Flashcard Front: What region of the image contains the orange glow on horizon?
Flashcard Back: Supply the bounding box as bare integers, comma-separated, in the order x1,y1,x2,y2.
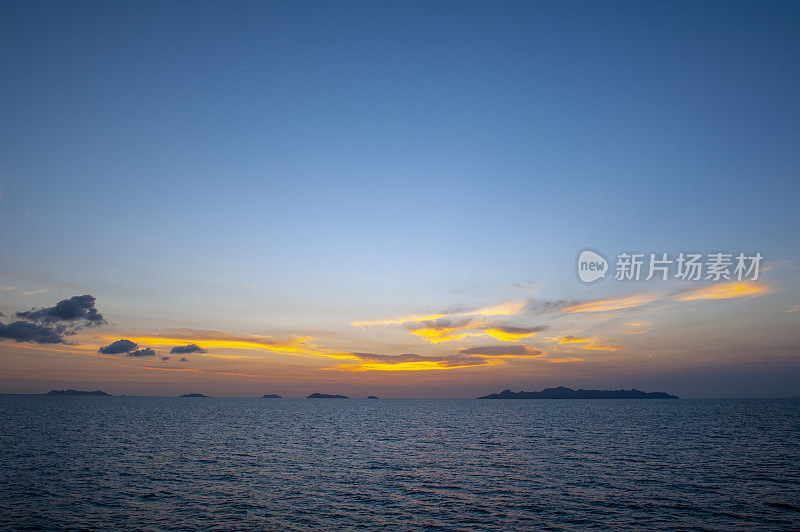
328,359,504,371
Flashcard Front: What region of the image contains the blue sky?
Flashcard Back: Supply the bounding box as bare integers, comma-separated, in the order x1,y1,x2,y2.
1,1,798,397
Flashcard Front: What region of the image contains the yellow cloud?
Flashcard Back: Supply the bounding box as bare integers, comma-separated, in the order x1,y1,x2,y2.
484,325,546,341
409,328,484,343
559,336,590,344
678,281,771,301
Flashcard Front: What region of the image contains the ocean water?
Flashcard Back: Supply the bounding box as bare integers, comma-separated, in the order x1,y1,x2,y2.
1,396,799,531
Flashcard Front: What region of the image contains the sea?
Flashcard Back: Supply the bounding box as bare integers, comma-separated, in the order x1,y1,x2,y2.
1,396,799,531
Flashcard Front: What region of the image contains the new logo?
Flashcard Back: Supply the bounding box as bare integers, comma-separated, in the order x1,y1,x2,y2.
578,250,608,283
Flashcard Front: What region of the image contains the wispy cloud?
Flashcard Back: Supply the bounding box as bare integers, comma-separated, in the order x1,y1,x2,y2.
484,325,548,341
560,281,771,314
402,317,485,343
558,335,628,351
561,294,662,313
459,345,545,357
140,366,260,377
351,299,526,328
624,321,654,334
327,344,545,372
678,281,772,301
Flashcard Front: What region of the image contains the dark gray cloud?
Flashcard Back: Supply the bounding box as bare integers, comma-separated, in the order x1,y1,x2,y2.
98,339,137,354
16,295,104,325
161,356,170,361
169,343,206,354
488,325,548,334
0,295,106,346
179,357,188,362
524,298,584,314
0,321,67,344
402,317,474,331
127,348,156,357
459,345,544,357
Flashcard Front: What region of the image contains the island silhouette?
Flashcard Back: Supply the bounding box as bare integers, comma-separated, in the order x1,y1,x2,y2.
307,393,349,399
261,394,282,398
366,396,379,399
45,389,110,396
179,393,208,397
478,386,678,399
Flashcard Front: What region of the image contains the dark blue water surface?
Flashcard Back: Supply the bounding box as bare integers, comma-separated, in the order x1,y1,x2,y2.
1,396,799,531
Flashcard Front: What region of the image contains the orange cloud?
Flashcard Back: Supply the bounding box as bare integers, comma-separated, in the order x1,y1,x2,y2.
678,281,771,301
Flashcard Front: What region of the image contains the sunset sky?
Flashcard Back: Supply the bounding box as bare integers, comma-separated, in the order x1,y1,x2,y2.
1,1,798,397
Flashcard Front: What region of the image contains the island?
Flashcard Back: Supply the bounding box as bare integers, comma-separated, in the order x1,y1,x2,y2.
261,394,282,398
179,393,208,397
478,386,678,399
307,393,349,399
45,389,111,396
366,396,379,399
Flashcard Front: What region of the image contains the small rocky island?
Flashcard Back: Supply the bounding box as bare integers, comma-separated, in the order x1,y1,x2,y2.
478,386,678,399
261,394,282,398
179,393,208,397
307,393,349,399
45,389,111,396
366,396,379,399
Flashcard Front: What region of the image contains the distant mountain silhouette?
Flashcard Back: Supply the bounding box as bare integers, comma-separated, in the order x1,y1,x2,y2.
366,396,379,399
179,393,208,397
45,389,110,396
307,393,348,398
478,386,678,399
261,394,282,398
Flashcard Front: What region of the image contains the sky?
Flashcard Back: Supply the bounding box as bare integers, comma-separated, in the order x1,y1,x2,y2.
1,0,798,398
